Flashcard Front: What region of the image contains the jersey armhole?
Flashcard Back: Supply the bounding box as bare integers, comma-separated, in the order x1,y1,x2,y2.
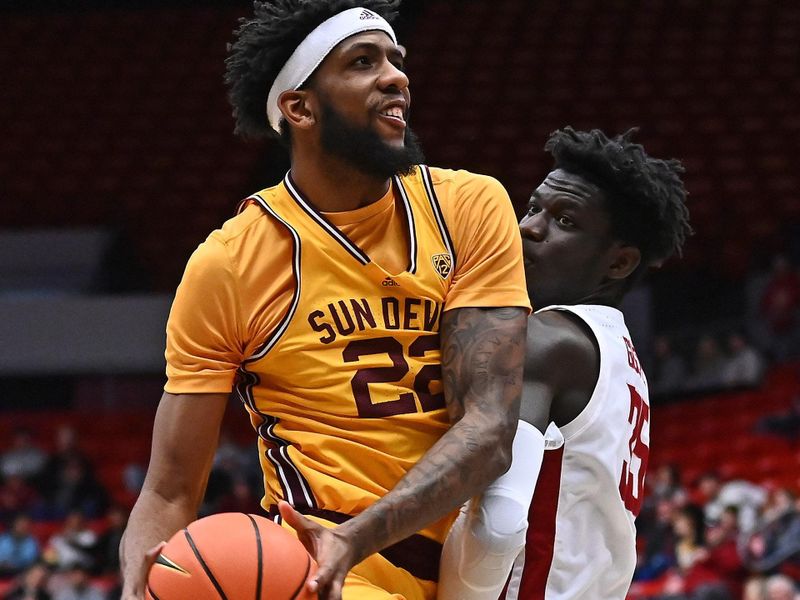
241,194,302,364
541,307,605,439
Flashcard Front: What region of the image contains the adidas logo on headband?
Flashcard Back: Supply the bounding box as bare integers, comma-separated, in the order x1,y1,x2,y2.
359,9,379,19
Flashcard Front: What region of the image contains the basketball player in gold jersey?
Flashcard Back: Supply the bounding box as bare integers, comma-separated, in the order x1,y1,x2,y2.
119,2,530,599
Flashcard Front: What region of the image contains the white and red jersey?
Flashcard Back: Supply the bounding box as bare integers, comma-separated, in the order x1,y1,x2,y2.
502,304,650,600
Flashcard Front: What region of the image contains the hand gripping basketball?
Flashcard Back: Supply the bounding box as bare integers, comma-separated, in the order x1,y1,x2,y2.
278,501,359,600
146,512,317,600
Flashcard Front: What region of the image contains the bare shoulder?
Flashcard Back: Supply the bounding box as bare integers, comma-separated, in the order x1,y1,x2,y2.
525,310,599,372
521,309,600,426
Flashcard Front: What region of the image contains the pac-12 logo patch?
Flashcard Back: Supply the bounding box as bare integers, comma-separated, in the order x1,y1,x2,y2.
431,253,452,279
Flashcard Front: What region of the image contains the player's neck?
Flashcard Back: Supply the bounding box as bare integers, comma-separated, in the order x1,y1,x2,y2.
575,295,621,309
290,152,391,212
560,288,622,309
581,280,626,308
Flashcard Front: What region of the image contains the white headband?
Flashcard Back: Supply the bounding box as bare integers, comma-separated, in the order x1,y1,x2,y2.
266,7,397,133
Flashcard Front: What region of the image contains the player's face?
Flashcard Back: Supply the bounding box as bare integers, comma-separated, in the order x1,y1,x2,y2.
312,31,411,148
519,169,622,308
316,94,424,180
308,32,424,178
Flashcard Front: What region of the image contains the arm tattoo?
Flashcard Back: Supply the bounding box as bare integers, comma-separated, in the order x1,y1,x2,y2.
340,306,528,562
441,307,526,422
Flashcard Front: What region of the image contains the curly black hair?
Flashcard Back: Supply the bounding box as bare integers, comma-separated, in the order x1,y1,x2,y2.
544,127,692,269
225,0,401,141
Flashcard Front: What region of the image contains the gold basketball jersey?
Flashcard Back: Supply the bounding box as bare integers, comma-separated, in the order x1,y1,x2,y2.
236,166,458,545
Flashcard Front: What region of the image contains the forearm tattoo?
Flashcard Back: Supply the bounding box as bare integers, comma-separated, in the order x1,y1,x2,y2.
343,306,528,561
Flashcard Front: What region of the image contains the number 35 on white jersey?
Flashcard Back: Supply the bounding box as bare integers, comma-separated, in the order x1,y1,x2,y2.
503,304,650,600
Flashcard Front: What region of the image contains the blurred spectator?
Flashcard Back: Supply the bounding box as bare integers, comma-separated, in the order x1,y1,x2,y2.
121,464,144,497
2,562,52,600
38,427,106,518
112,462,146,510
672,504,706,574
651,330,770,396
217,432,262,490
637,465,688,582
201,432,262,516
756,394,800,442
92,505,126,575
652,336,689,396
759,487,796,527
0,429,47,482
0,475,42,521
743,495,800,574
39,428,92,490
720,333,765,387
696,472,766,533
743,577,767,600
216,477,262,515
758,255,800,360
44,457,108,520
687,336,726,391
636,497,678,581
700,506,747,598
199,468,233,517
764,574,799,600
655,504,729,598
651,464,689,505
42,511,97,571
642,476,762,597
212,432,250,477
50,565,104,600
0,515,41,577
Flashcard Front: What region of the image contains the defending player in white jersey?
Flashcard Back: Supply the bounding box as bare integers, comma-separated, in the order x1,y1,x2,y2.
438,127,692,600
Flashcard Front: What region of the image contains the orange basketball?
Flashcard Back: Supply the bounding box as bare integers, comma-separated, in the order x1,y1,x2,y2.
146,512,316,600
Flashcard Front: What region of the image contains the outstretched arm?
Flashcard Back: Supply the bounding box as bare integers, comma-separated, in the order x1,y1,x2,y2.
283,306,527,600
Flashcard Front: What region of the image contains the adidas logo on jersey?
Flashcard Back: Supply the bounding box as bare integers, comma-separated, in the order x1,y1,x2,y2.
359,9,379,20
381,277,399,287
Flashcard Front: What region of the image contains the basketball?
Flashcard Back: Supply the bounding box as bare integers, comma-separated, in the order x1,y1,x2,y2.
146,512,316,600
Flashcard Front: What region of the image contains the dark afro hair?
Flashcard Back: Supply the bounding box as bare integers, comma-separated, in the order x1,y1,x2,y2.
545,127,692,268
225,0,401,140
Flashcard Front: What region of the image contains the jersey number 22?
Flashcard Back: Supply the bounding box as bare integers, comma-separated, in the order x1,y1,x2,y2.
343,334,445,418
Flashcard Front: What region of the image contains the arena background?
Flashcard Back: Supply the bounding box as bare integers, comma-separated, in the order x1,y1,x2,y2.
0,1,798,598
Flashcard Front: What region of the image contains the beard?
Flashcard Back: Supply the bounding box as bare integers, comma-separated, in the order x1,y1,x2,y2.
319,100,425,180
